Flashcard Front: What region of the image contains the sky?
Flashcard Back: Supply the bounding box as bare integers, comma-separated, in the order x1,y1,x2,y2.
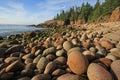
0,0,104,25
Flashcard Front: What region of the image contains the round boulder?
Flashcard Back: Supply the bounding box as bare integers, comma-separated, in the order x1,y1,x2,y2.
63,41,73,51
87,63,113,80
111,60,120,80
31,74,51,80
100,40,114,50
67,50,89,75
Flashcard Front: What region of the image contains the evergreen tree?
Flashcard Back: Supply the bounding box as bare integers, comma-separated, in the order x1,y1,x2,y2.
91,0,101,20
53,0,120,23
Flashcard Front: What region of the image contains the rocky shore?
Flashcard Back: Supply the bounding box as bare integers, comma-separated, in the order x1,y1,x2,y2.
0,22,120,80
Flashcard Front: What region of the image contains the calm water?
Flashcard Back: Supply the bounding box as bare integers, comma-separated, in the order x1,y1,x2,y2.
0,25,43,36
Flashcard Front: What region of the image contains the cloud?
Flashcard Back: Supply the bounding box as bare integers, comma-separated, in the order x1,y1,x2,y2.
0,7,11,13
0,0,105,24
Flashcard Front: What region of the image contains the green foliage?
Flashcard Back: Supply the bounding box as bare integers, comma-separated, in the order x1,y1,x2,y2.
54,0,120,23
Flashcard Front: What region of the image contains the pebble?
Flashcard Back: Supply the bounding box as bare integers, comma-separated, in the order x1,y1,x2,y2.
63,41,73,51
33,55,42,63
36,57,49,70
105,54,118,61
31,45,41,54
43,47,56,56
31,74,51,80
4,57,20,64
44,62,56,74
25,63,36,70
6,45,23,54
17,77,31,80
56,50,65,56
82,50,95,61
54,56,67,65
5,60,25,72
0,72,14,80
52,69,66,76
21,69,33,77
46,54,56,61
100,39,114,50
35,50,42,56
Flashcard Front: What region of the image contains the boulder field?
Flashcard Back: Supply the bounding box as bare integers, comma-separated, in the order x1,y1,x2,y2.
0,22,120,80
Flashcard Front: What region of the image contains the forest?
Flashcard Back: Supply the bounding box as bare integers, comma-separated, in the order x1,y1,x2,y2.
54,0,120,23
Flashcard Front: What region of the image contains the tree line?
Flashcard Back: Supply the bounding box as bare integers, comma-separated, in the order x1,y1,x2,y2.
54,0,120,23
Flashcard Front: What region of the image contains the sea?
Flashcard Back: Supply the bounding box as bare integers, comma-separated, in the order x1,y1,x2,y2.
0,25,44,37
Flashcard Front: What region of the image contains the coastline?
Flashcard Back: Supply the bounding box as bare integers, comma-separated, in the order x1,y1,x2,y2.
0,22,120,79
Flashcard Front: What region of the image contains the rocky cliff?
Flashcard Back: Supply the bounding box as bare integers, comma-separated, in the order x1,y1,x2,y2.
110,7,120,22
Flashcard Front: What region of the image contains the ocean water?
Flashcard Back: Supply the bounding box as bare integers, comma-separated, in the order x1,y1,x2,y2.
0,25,44,37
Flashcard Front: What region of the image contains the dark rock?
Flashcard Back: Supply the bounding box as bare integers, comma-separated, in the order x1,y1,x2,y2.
31,74,51,80
6,45,23,55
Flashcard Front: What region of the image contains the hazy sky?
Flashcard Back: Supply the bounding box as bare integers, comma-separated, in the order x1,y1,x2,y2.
0,0,104,25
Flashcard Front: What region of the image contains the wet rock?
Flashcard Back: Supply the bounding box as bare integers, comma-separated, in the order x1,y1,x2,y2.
96,46,107,56
43,47,56,56
31,74,51,80
80,33,87,41
36,57,49,70
94,58,112,67
17,77,31,80
56,50,65,57
46,54,56,61
0,72,14,80
28,43,37,48
52,33,62,39
89,47,97,53
109,48,120,58
82,41,90,49
56,45,63,50
54,56,66,65
100,39,114,50
0,58,4,63
24,58,33,64
67,50,89,75
31,45,41,54
87,63,113,80
0,48,6,58
25,63,36,70
111,60,120,80
0,63,8,70
52,69,66,76
44,62,56,74
10,52,24,57
33,55,42,63
71,38,77,45
21,69,33,77
82,50,95,62
6,45,23,55
57,73,84,80
106,54,118,61
67,47,81,56
22,54,34,60
5,60,25,72
63,41,73,51
35,50,42,56
4,57,20,64
24,47,31,54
